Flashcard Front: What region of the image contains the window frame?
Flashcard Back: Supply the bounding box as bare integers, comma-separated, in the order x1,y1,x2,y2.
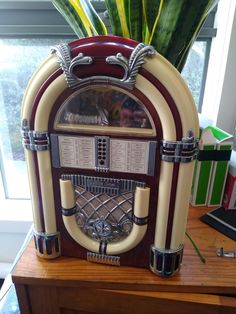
201,0,236,135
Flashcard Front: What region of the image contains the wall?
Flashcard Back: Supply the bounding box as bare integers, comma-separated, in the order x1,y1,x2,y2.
216,4,236,133
0,214,32,278
202,0,236,134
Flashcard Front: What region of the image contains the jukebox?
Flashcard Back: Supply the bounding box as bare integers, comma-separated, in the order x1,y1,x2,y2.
21,36,199,276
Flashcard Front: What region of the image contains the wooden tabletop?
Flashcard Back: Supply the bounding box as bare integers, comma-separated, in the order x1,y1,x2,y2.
12,207,236,295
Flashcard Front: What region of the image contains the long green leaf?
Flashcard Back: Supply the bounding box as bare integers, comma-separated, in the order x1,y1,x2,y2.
51,0,88,38
176,0,219,70
104,0,122,37
115,0,130,38
186,232,206,264
104,0,130,38
127,0,143,42
142,0,162,40
69,0,95,36
149,0,218,71
80,0,108,36
149,0,186,56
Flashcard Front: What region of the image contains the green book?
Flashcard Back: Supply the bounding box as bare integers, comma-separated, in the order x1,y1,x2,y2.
191,126,233,206
191,129,216,206
206,126,233,206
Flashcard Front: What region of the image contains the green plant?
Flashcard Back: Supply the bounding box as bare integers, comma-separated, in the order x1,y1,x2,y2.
52,0,218,71
186,231,206,264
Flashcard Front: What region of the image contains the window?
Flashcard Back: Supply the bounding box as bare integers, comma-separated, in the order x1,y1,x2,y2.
0,1,75,204
182,41,210,110
0,38,73,200
182,6,217,111
0,1,217,205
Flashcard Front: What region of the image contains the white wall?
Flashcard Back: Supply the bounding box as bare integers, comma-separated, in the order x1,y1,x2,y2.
0,207,32,278
202,0,236,134
216,5,236,133
0,220,31,278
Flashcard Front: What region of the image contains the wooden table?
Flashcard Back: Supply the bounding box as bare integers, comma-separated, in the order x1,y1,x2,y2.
12,207,236,314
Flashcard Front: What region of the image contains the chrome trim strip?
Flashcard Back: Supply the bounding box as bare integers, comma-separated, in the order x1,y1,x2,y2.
61,206,77,217
61,174,146,195
132,215,148,226
160,131,199,163
87,252,120,266
21,119,50,151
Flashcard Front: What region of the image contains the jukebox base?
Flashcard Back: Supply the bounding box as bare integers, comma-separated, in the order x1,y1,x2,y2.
33,231,61,259
150,244,184,277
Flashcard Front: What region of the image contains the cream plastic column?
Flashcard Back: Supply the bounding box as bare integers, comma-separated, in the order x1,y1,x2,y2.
21,55,59,233
34,76,67,234
144,54,199,252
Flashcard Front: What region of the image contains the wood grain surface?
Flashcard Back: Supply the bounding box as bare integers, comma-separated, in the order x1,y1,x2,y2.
12,207,236,295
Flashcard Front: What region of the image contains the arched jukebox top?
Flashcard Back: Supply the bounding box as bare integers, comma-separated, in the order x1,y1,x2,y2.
21,36,199,277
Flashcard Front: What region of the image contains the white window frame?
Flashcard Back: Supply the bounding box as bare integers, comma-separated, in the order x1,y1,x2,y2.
202,0,236,134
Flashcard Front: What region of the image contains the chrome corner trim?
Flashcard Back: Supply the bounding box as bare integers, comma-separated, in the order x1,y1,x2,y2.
34,231,61,259
150,244,184,277
160,130,199,163
52,43,93,89
87,252,120,266
106,43,155,89
21,119,50,151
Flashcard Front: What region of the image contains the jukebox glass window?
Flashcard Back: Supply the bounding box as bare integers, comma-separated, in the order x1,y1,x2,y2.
55,86,154,133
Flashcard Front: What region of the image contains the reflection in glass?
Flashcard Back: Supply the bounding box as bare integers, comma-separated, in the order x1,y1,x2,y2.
58,87,152,129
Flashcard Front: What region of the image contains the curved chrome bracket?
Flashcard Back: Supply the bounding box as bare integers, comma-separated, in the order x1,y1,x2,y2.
160,130,199,163
21,119,50,151
52,44,93,89
69,52,93,78
106,43,155,88
52,43,155,90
